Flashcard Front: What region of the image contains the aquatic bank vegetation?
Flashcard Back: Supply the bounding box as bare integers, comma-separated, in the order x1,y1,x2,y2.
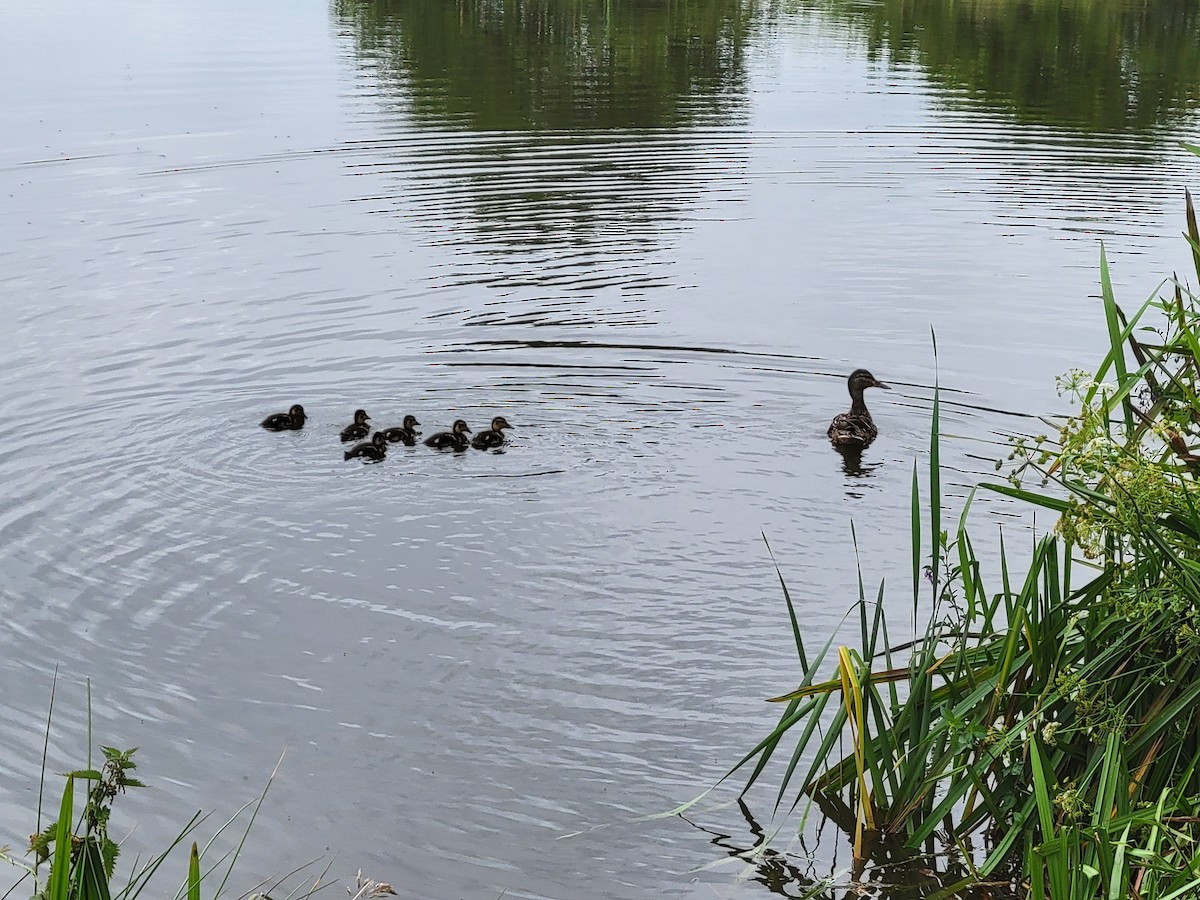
0,684,339,900
1,740,209,900
2,744,271,900
720,162,1200,895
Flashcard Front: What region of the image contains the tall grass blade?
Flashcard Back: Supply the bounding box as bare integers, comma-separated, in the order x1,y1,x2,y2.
930,329,941,598
121,810,205,900
981,482,1071,512
48,775,74,900
36,667,59,867
1188,189,1200,283
79,839,113,900
911,460,920,625
836,646,872,851
187,843,200,900
1097,243,1122,382
209,751,285,900
763,534,806,669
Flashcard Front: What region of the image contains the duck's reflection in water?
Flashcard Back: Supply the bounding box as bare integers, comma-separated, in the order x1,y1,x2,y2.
834,445,884,494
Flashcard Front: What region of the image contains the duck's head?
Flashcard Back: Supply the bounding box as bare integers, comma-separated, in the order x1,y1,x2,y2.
490,416,512,432
848,369,890,394
372,431,388,447
352,409,371,424
289,404,306,420
403,415,420,431
452,419,472,434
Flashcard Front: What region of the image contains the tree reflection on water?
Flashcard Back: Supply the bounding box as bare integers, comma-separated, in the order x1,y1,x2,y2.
805,0,1200,133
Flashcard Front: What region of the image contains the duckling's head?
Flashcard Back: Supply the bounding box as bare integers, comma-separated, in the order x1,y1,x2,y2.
848,369,890,394
403,415,420,430
372,431,388,447
289,404,306,420
490,416,512,432
452,419,472,434
353,409,371,424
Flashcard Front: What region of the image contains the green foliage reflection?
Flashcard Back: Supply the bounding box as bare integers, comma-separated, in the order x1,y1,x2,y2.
815,0,1200,132
335,0,755,130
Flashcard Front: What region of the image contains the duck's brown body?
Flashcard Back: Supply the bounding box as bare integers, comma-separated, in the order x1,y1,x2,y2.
262,404,306,431
425,419,471,451
471,416,512,450
345,431,388,461
340,409,372,442
380,415,421,446
828,369,889,449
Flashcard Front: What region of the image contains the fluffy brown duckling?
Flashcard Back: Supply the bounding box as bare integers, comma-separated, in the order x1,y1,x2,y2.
261,404,306,431
424,419,471,451
340,409,372,443
344,431,388,462
471,416,512,450
379,415,421,446
828,369,890,449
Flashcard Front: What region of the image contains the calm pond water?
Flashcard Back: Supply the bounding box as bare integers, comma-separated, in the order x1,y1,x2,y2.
2,0,1199,897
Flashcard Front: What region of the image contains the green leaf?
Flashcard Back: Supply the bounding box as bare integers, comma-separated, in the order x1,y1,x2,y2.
187,842,200,900
101,837,120,880
48,776,74,900
980,481,1071,512
30,823,56,863
78,839,113,900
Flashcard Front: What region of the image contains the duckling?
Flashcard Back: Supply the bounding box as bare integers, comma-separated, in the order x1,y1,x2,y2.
424,419,472,451
471,416,512,450
340,409,372,443
828,369,890,449
379,415,421,446
261,404,306,431
344,431,388,462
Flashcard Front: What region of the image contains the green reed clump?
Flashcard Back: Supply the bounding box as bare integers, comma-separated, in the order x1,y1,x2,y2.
27,746,144,900
713,150,1200,897
0,683,323,900
1,742,207,900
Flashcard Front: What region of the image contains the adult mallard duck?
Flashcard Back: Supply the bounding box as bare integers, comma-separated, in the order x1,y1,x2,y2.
828,369,890,449
340,409,372,443
261,404,306,431
344,431,388,461
380,415,421,446
425,419,471,451
471,416,512,450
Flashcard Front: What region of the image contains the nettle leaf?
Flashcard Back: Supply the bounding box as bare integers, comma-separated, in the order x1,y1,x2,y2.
101,837,120,879
101,747,138,767
29,823,56,862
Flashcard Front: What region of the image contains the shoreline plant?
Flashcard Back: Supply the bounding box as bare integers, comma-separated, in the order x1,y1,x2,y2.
0,680,333,900
712,147,1200,898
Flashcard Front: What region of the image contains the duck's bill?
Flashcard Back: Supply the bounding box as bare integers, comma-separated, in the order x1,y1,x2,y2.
875,380,892,390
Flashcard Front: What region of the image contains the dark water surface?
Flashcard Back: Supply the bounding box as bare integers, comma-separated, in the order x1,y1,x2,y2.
2,0,1199,897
